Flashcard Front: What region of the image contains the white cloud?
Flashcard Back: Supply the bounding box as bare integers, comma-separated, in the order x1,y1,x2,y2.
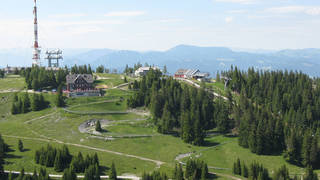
225,17,233,23
227,10,248,14
215,0,257,4
305,8,320,15
266,6,320,16
49,13,87,18
158,19,183,23
104,11,146,17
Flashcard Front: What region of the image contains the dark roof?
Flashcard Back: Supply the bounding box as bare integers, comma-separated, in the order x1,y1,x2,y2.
175,69,188,75
66,74,94,84
175,69,199,76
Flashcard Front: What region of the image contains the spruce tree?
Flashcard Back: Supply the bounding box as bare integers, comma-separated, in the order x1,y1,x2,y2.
21,93,30,113
174,164,184,180
56,85,65,107
95,120,102,132
109,162,117,180
11,102,18,115
32,169,38,180
31,94,40,111
18,168,25,180
54,150,64,172
304,166,318,180
241,161,248,178
201,163,208,180
62,168,77,180
8,172,13,180
18,139,24,152
302,132,313,167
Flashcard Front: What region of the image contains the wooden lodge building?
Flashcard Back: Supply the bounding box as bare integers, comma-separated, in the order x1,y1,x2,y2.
66,74,101,97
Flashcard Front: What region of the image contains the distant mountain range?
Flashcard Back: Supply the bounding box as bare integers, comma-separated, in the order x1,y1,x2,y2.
1,45,320,77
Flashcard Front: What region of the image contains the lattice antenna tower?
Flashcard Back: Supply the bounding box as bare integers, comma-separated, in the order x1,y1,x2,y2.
45,49,63,68
32,0,41,66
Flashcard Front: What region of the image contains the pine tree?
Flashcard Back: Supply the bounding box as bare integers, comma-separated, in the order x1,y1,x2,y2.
93,153,99,167
310,136,319,168
88,65,93,74
163,65,168,75
62,168,77,180
18,139,24,152
32,169,38,180
109,162,117,180
0,156,4,179
8,172,13,180
18,168,25,180
54,150,64,172
302,132,313,167
95,120,102,132
304,166,318,180
21,93,30,113
241,161,248,178
31,94,40,111
56,85,65,107
11,102,18,115
181,112,193,144
173,164,184,180
201,163,208,180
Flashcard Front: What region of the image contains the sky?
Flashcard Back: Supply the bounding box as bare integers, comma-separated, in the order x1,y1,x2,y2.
1,0,320,51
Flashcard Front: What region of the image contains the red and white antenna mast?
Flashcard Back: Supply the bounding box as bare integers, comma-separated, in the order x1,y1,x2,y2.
32,0,41,66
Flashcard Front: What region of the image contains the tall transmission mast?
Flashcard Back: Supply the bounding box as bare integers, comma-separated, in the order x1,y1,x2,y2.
32,0,41,66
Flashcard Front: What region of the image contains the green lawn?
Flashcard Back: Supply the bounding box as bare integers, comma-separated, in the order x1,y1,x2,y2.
190,135,308,177
205,81,226,96
0,75,25,91
68,100,127,112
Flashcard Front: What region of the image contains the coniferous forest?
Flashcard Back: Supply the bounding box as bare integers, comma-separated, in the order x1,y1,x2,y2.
223,66,320,168
127,69,231,146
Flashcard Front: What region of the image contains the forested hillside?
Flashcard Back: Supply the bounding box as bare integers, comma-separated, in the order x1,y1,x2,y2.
127,69,231,146
224,66,320,168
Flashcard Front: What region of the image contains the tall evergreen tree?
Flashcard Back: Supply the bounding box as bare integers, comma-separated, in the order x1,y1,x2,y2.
109,162,117,180
95,120,102,132
54,150,64,172
56,85,65,107
18,139,24,152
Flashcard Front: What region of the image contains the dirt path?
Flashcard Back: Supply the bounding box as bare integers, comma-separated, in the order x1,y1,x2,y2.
24,110,57,124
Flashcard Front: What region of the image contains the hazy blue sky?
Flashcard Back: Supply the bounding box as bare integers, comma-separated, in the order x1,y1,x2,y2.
1,0,320,50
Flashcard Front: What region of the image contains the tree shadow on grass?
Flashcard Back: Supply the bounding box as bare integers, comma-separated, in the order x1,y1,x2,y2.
99,165,110,175
5,153,23,160
203,141,220,147
21,148,31,152
208,173,219,179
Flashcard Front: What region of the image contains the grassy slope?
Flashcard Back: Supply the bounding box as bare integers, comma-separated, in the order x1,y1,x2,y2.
0,75,25,90
0,74,315,179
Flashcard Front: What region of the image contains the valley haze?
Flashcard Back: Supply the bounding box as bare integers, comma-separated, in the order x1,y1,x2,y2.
1,44,320,77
